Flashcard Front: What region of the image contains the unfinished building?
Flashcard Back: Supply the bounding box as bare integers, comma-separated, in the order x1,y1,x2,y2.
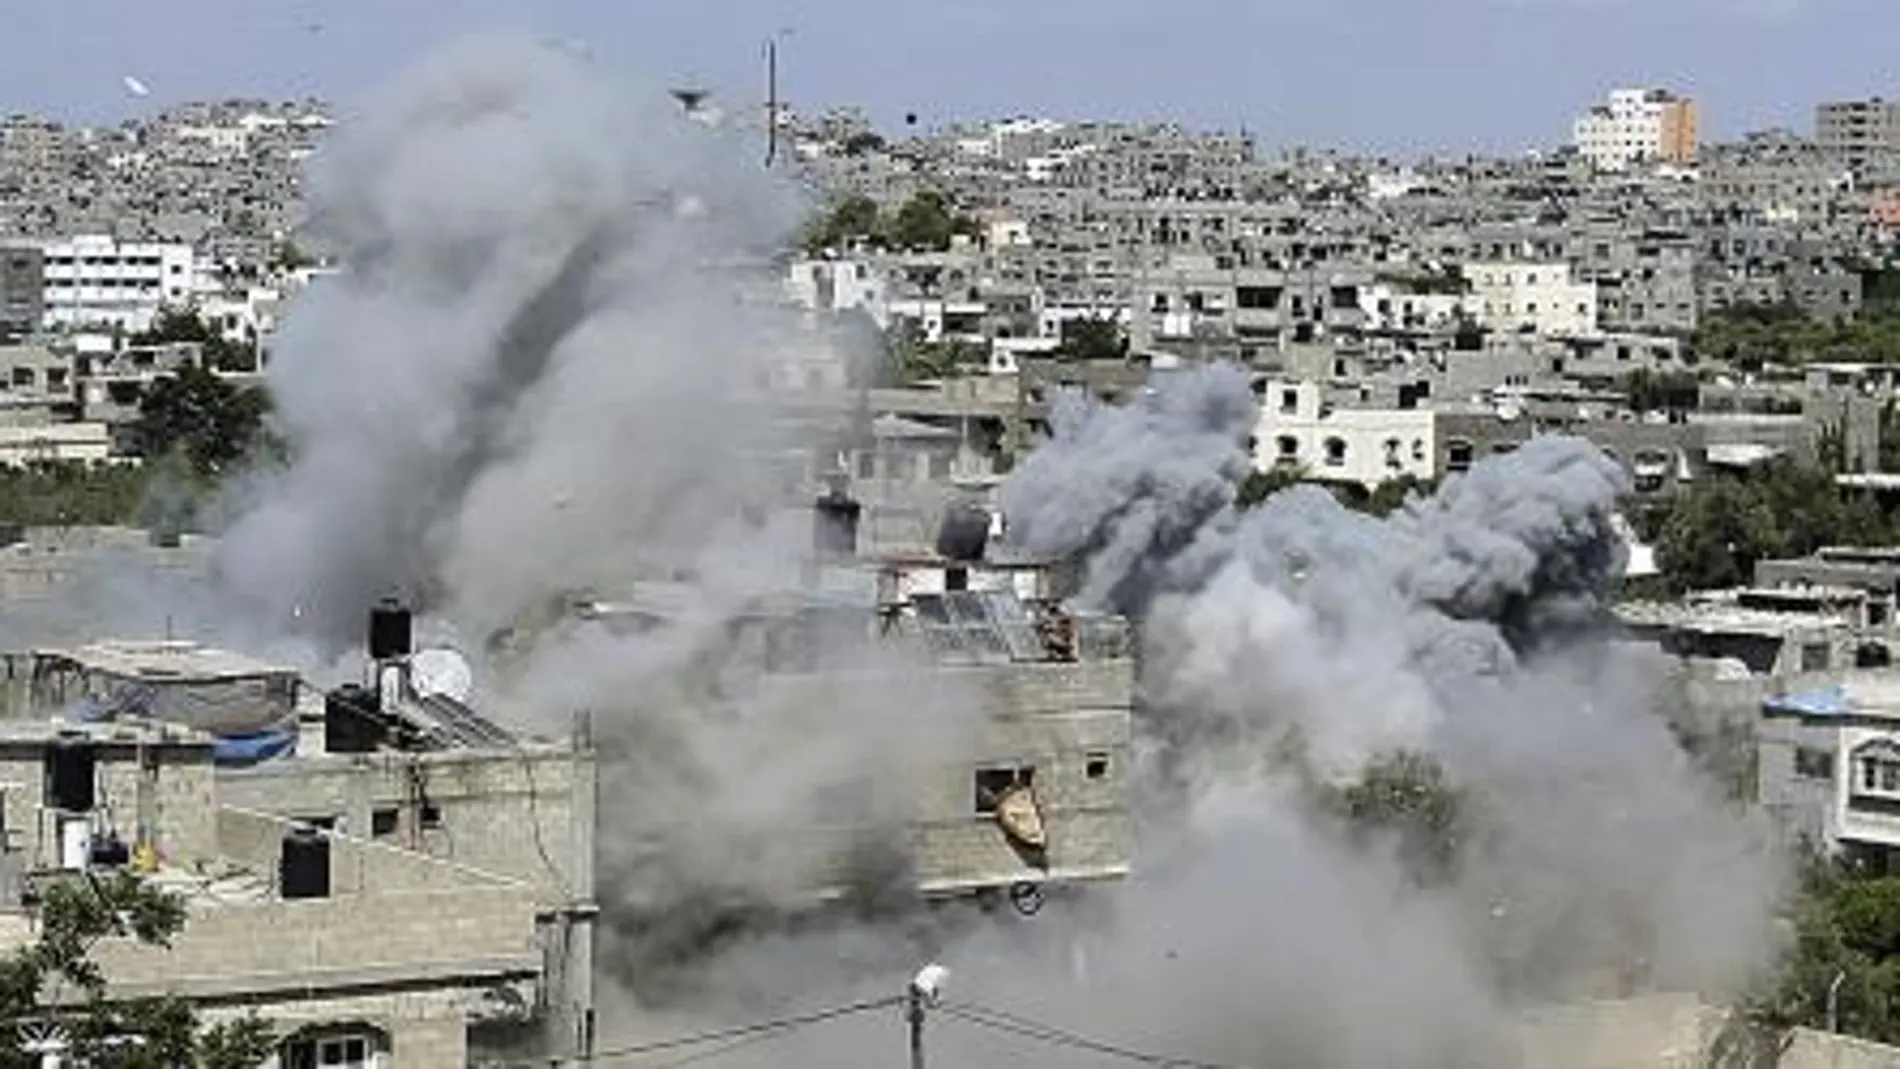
1,616,599,1065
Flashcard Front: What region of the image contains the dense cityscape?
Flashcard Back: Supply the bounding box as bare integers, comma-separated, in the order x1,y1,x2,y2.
7,30,1900,1069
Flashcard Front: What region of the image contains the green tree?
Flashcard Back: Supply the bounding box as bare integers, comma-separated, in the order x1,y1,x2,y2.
1319,752,1468,886
884,189,970,252
129,308,256,373
802,194,881,254
1052,317,1128,362
1236,465,1308,509
132,364,275,479
0,871,274,1068
1655,459,1893,593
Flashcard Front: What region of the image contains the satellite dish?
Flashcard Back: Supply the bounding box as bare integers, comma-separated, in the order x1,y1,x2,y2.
123,76,151,99
410,648,474,704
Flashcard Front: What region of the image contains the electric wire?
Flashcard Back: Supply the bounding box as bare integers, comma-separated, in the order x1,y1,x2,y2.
521,995,902,1065
941,1000,1246,1069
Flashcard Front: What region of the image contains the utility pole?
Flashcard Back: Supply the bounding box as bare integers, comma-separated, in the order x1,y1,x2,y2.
907,963,947,1069
762,34,779,169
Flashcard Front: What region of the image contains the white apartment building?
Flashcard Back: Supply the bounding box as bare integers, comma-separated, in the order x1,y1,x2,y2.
1461,262,1599,337
1358,282,1464,332
1253,379,1437,490
40,234,195,332
1572,88,1698,172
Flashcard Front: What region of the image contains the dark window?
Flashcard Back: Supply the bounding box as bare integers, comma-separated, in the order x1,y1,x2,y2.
974,766,1034,814
419,803,443,830
371,808,399,837
1794,747,1835,781
1085,753,1110,780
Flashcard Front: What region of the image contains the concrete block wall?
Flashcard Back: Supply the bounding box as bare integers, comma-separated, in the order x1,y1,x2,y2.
218,747,587,905
0,737,218,870
198,974,495,1068
215,806,520,895
83,883,540,998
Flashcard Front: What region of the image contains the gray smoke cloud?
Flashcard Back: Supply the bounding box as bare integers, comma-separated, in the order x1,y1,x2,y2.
995,366,1785,1018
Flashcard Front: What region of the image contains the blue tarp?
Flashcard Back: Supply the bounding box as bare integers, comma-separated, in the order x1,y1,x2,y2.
1764,685,1848,718
212,729,297,767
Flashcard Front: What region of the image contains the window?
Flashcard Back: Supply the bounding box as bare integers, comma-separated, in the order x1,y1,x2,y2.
1322,437,1347,467
1279,389,1298,413
283,1034,373,1069
1800,643,1831,673
1085,753,1110,780
1794,747,1835,781
419,803,443,830
975,765,1034,814
371,808,399,838
1275,435,1298,460
1446,440,1474,473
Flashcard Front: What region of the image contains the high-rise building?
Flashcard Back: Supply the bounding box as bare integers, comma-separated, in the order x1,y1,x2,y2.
1572,88,1698,171
1815,97,1900,169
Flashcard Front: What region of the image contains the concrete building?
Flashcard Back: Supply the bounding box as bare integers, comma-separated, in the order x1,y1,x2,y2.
0,715,547,1065
1761,675,1900,867
0,624,602,1064
1254,378,1436,489
532,497,1136,909
1572,88,1698,171
39,234,196,332
1816,98,1900,170
1461,261,1599,337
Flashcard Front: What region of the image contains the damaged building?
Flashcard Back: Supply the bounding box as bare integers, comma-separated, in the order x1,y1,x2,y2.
546,484,1136,915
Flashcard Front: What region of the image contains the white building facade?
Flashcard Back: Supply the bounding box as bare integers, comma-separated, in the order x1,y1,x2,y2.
1253,379,1437,490
1572,88,1698,172
40,234,195,332
1461,261,1599,338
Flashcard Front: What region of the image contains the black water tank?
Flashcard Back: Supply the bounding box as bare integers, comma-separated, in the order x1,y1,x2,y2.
368,598,413,661
279,827,331,900
89,833,130,868
324,684,385,755
46,742,96,814
813,488,862,557
935,502,991,562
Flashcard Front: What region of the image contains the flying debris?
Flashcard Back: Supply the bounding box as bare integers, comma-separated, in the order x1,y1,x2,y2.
122,76,151,98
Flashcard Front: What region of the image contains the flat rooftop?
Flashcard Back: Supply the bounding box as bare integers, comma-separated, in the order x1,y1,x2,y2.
35,640,298,683
0,715,213,748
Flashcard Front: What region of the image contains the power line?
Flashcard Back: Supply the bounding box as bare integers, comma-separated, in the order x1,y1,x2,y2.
941,1001,1246,1069
525,995,902,1065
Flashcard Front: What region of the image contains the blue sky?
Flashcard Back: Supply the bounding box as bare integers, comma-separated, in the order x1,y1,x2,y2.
0,0,1893,155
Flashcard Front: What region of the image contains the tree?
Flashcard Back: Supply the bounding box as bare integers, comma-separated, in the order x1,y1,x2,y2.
129,308,255,373
1053,317,1128,363
801,194,881,254
884,190,965,252
132,364,275,479
1319,752,1468,886
1655,459,1893,593
0,871,274,1068
839,131,886,157
1236,465,1308,509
